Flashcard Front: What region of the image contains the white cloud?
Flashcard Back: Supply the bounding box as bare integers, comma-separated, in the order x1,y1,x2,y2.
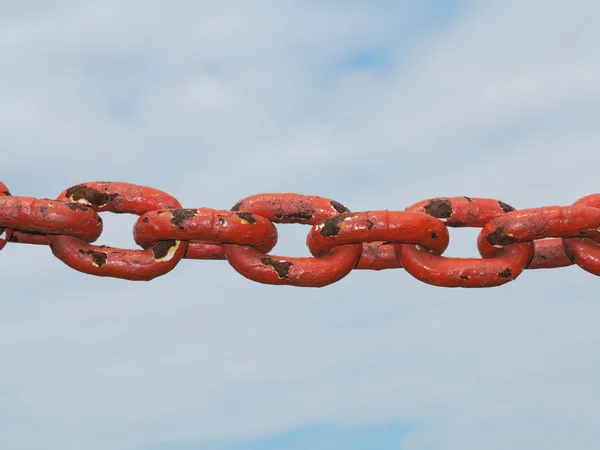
1,0,600,449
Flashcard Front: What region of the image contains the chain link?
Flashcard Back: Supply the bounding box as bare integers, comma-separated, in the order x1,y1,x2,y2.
1,180,599,288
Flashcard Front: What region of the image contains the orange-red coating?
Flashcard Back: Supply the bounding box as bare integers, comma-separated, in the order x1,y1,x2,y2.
10,232,49,246
355,242,402,270
57,181,181,213
400,243,534,287
0,196,102,242
222,193,362,287
184,242,226,260
399,197,534,287
306,210,449,258
0,182,13,252
48,182,188,280
562,194,600,276
528,239,573,269
407,196,516,227
229,193,351,223
477,206,600,258
133,208,277,255
49,236,187,281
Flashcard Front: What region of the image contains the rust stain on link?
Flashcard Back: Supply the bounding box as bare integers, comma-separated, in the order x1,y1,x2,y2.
307,210,449,258
222,193,361,287
133,208,278,256
398,197,533,287
58,182,181,214
48,182,188,281
0,196,103,244
400,243,533,287
230,193,350,224
477,205,600,258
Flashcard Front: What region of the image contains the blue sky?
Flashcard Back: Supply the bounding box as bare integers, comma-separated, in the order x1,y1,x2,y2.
142,423,414,450
1,1,600,449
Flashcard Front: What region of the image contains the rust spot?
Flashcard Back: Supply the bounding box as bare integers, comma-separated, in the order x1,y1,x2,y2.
460,275,470,280
40,206,48,213
424,199,452,219
431,232,438,238
274,213,313,221
152,240,177,259
260,257,292,278
2,191,11,196
497,268,512,278
330,200,349,214
499,201,515,213
237,212,256,224
170,209,197,229
366,219,374,230
78,249,107,266
143,217,150,223
231,202,242,211
486,227,517,246
320,214,350,237
218,215,227,225
66,203,89,212
464,197,473,202
66,185,118,207
91,251,107,267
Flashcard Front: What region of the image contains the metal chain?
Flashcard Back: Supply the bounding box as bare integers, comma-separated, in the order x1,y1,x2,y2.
1,180,599,288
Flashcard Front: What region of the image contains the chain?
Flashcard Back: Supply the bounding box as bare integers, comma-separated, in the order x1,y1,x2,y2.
1,180,599,288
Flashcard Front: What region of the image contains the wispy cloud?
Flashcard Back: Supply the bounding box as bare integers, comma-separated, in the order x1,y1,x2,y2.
1,1,600,449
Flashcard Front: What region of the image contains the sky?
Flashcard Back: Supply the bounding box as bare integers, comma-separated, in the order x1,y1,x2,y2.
1,0,600,449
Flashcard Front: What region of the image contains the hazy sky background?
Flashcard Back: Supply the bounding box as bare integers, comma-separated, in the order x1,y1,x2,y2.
1,1,600,449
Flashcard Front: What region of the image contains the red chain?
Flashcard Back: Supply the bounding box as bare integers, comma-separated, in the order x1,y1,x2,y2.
1,180,599,287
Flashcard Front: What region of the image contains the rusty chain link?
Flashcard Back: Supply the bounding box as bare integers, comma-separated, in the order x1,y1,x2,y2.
1,180,600,287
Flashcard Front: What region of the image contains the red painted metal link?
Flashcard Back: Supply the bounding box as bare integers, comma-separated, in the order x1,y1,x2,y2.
47,182,187,281
477,205,600,258
355,242,402,270
221,193,362,287
0,196,102,245
306,210,449,261
399,197,534,287
0,182,13,252
10,232,49,246
185,243,226,260
562,195,600,276
407,197,571,269
528,239,573,269
133,208,278,255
